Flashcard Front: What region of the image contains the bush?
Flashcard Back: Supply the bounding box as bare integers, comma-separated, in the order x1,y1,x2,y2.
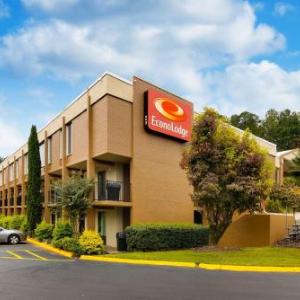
52,222,73,241
0,215,5,227
79,230,104,255
34,221,53,241
52,237,83,257
125,224,209,251
0,216,12,229
0,215,27,230
266,199,284,213
20,218,29,235
10,215,26,230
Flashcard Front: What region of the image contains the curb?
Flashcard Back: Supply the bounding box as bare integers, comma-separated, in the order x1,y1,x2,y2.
79,256,300,273
80,256,196,268
27,238,74,258
199,263,300,273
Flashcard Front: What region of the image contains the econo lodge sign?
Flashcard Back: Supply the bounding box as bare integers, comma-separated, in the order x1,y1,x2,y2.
144,89,192,142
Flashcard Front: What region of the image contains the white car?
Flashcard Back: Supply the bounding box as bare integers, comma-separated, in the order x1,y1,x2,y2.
0,227,26,244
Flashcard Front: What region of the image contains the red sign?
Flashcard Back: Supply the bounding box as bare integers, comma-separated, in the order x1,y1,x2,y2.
144,89,193,142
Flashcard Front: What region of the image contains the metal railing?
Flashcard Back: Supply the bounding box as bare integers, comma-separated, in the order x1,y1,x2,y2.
95,180,126,201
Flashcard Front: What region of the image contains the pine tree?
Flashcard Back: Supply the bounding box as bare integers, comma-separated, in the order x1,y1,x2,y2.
27,125,42,235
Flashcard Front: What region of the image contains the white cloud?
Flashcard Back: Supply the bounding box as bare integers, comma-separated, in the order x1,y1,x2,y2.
0,120,26,156
201,61,300,116
0,0,9,18
0,1,285,84
0,0,298,118
22,0,79,12
274,2,295,16
0,20,144,81
0,93,26,156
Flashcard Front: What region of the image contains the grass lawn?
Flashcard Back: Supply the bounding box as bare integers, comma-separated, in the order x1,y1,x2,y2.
105,247,300,267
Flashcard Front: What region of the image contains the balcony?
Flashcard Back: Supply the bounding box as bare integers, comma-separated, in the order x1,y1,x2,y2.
47,179,131,208
94,180,131,207
96,180,124,201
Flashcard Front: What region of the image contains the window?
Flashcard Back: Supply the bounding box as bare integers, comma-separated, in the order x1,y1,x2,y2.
15,159,19,179
47,137,52,163
59,130,63,159
194,210,203,225
24,154,28,175
9,164,14,181
40,143,45,167
66,123,72,155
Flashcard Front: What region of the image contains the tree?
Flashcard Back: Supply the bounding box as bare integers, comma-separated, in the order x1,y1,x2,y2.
230,109,300,151
27,125,42,235
0,157,5,163
261,109,300,151
230,111,262,136
52,176,94,234
181,108,273,244
270,181,300,212
291,153,300,176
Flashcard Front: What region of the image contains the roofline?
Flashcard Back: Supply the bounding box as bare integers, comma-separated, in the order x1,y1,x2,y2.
276,148,299,158
0,72,132,167
230,125,277,148
39,71,132,134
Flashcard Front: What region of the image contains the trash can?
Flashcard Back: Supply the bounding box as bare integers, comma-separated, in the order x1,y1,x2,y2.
116,232,127,251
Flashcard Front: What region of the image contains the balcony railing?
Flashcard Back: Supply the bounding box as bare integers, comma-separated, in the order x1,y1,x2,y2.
95,180,128,201
47,179,130,205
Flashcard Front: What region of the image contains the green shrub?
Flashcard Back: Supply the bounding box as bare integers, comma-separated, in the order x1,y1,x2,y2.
0,215,5,227
52,238,64,248
79,230,104,255
34,221,53,241
1,216,12,229
52,222,73,241
266,199,284,213
0,215,26,230
125,224,209,251
9,215,26,230
20,218,29,235
52,237,83,257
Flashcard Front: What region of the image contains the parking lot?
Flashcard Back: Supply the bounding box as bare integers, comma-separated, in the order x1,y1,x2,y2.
0,242,72,262
1,242,300,300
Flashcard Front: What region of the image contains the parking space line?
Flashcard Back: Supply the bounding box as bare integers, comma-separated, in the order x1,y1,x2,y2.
6,250,23,259
25,250,49,261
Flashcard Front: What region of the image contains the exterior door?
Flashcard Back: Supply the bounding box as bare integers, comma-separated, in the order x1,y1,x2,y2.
97,211,106,245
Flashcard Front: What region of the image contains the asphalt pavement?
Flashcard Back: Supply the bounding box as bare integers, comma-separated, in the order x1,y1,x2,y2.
0,242,300,300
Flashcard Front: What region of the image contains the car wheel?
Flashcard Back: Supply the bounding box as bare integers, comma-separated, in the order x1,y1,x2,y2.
8,234,20,245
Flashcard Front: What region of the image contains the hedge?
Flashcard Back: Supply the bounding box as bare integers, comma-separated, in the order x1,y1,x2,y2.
125,224,209,251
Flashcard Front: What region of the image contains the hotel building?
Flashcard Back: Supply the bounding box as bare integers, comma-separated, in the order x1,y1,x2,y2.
0,73,289,247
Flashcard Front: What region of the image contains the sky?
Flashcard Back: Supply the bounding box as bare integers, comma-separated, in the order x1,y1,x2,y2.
0,0,300,156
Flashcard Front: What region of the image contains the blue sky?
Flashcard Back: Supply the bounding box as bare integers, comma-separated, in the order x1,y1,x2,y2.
0,0,300,155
